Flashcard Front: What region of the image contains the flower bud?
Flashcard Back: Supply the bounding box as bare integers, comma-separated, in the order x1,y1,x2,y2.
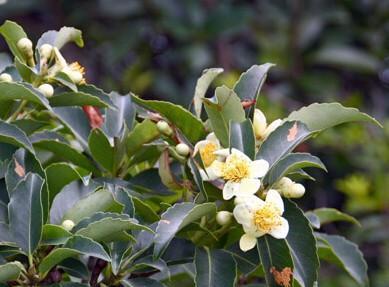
216,211,232,225
17,37,33,52
156,120,173,136
39,43,53,59
175,143,190,156
61,219,75,231
253,109,267,139
38,83,54,97
0,73,12,82
289,183,305,198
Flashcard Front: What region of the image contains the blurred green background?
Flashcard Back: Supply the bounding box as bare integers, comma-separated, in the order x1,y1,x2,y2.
1,0,388,285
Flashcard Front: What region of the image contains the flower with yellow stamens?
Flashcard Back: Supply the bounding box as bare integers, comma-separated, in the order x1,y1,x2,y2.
214,148,269,200
62,61,86,84
233,190,289,251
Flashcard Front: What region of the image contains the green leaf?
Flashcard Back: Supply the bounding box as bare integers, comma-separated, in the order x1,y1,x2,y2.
39,235,110,274
88,129,114,172
229,120,255,160
52,107,91,148
0,82,51,110
132,95,206,144
12,119,48,135
126,119,160,157
226,244,260,275
316,233,368,286
284,199,319,287
257,236,294,287
306,208,360,227
32,139,98,173
122,278,164,287
131,256,170,278
46,163,88,205
73,212,151,242
287,103,382,132
41,224,72,245
0,120,34,155
263,153,326,186
204,86,245,147
49,91,113,108
62,189,122,225
0,21,28,63
193,67,223,118
256,121,312,168
8,173,44,255
194,247,237,287
14,57,37,83
188,158,208,202
110,241,131,275
233,63,274,116
37,26,84,49
153,202,216,259
158,150,181,190
54,71,78,92
0,261,24,283
132,197,159,223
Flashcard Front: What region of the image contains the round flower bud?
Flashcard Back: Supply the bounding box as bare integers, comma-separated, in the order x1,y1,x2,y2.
175,143,190,156
290,183,305,198
0,73,12,82
216,211,232,225
253,109,267,139
61,219,75,231
17,37,33,52
39,43,53,59
38,83,54,97
156,120,173,136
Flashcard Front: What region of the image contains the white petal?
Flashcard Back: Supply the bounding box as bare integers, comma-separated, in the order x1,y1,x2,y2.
203,161,223,180
244,225,266,238
253,109,267,139
269,217,289,239
266,189,284,213
223,181,240,200
263,119,282,139
233,204,252,225
214,148,230,158
234,178,261,198
230,148,252,162
250,159,269,178
206,133,220,147
236,195,265,212
239,234,258,252
199,169,209,181
193,140,208,156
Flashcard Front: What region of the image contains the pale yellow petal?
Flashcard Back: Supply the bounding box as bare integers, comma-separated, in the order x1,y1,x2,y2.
239,233,258,252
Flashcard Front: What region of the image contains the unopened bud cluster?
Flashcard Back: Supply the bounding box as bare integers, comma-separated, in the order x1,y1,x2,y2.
275,177,305,198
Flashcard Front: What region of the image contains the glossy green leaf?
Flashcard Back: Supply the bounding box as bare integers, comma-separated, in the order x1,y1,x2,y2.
307,208,360,227
62,189,123,224
204,86,245,147
41,224,72,245
36,26,84,49
263,153,326,186
39,235,110,274
287,102,382,132
0,21,28,63
153,202,216,259
0,82,51,109
132,95,206,143
122,278,164,287
256,121,312,168
233,63,274,116
73,212,151,242
49,91,113,108
132,197,159,223
131,256,170,278
257,236,294,287
229,120,255,160
8,173,44,255
54,71,78,92
0,261,24,283
88,129,114,172
0,121,34,154
284,199,319,287
110,241,131,275
46,163,88,205
126,119,160,157
193,67,223,118
14,57,37,83
316,233,368,286
226,243,260,275
195,247,237,287
12,119,48,135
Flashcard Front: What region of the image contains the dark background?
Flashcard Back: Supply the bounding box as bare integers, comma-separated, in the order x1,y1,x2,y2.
1,0,388,285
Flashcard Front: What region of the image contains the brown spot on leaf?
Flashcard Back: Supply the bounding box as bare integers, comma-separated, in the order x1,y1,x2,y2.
14,159,25,177
287,122,298,142
270,267,293,287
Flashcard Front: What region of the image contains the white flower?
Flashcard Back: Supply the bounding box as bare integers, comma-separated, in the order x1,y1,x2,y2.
233,190,289,251
194,133,223,181
253,109,282,141
215,148,269,200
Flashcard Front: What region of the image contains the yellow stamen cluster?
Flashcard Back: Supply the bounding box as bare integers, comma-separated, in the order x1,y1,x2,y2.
200,142,218,167
253,203,282,232
69,62,85,75
221,154,250,182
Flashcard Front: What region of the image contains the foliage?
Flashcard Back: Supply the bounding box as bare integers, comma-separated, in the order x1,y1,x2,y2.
0,21,381,286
